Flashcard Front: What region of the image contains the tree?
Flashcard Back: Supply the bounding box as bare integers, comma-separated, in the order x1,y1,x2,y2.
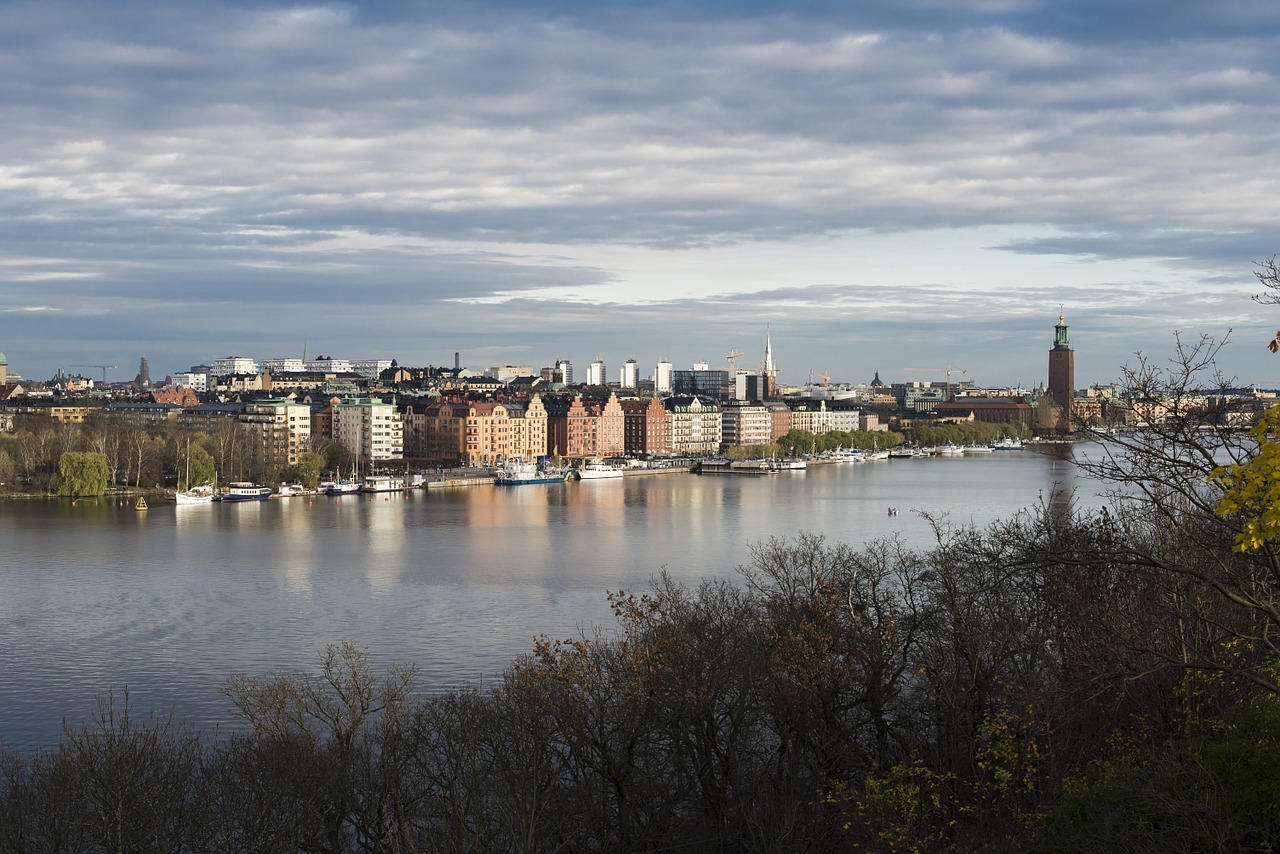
178,442,216,490
57,451,109,497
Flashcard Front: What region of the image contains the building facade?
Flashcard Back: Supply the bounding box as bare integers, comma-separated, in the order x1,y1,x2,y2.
333,397,404,462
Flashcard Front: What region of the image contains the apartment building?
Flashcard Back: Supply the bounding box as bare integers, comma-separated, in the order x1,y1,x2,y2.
333,397,403,462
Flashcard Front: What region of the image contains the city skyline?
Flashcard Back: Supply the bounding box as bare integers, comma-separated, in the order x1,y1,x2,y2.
4,2,1280,387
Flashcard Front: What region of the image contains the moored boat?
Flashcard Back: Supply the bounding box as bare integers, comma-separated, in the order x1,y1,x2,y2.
220,482,273,502
495,458,571,485
175,483,215,505
576,459,624,480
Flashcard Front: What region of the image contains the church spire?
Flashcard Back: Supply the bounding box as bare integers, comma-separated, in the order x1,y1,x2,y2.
763,324,775,373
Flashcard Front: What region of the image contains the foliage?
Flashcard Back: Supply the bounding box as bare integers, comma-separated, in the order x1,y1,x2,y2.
1212,403,1280,551
291,452,325,489
179,442,216,490
56,451,109,497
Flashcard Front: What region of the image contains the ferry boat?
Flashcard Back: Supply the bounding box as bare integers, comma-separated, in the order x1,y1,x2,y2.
576,459,624,480
220,482,273,502
494,458,571,485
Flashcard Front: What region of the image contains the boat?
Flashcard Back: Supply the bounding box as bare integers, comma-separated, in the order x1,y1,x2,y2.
576,459,624,480
220,482,273,502
494,458,571,485
325,466,364,496
775,458,807,471
175,440,214,505
363,474,408,492
937,444,964,456
697,457,774,474
175,483,215,505
277,483,311,498
863,449,890,461
828,447,864,462
990,437,1026,451
962,444,994,455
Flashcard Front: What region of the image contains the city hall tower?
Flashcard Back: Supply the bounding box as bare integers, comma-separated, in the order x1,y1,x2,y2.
1048,312,1075,430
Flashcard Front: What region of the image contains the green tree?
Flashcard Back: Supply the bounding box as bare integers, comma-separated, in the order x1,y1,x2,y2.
179,442,216,490
293,452,325,490
57,451,109,497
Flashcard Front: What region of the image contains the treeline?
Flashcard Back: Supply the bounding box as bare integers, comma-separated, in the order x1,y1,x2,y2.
3,493,1279,850
0,414,351,494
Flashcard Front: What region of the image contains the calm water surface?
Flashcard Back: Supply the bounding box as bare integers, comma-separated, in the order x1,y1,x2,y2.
0,449,1088,753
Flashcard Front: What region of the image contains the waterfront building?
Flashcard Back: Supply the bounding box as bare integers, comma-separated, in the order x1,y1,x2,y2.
505,394,550,459
934,398,1034,427
178,402,244,434
721,401,773,450
665,395,722,455
621,396,672,455
587,391,626,457
333,397,404,462
1048,313,1075,432
240,398,313,467
458,401,511,467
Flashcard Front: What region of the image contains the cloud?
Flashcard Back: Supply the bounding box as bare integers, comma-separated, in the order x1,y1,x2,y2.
0,0,1277,385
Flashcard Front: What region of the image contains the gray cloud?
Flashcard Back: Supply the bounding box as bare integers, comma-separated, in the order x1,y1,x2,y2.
1,0,1277,384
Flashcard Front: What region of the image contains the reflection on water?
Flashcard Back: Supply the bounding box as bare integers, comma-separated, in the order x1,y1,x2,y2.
0,451,1099,754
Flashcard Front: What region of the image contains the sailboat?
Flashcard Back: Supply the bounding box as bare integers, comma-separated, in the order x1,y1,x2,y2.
175,440,215,505
324,463,363,496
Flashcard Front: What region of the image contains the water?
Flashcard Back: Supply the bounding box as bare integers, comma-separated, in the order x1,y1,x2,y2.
0,449,1087,754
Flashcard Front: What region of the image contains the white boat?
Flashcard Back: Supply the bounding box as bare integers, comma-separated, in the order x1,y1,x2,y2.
220,482,273,502
175,483,215,505
776,458,807,470
576,459,624,480
937,444,964,456
175,439,214,504
828,447,864,462
363,475,408,492
277,483,311,498
962,444,994,454
495,458,571,485
864,449,890,461
990,437,1025,451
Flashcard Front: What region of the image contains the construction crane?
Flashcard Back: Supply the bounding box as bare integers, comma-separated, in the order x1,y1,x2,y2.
903,364,968,401
71,364,117,384
725,350,744,374
817,372,831,390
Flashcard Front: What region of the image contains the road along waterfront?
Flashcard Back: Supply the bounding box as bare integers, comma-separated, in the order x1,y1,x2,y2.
0,447,1092,754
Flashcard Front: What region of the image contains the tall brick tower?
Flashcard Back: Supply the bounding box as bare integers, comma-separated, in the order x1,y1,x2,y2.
1047,312,1074,430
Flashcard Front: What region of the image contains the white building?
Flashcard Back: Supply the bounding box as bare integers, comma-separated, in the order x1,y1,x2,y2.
212,356,259,376
620,358,639,389
307,356,353,374
169,372,208,392
261,357,306,374
240,398,312,467
351,359,393,380
333,397,404,461
665,395,722,455
654,359,674,394
587,358,607,386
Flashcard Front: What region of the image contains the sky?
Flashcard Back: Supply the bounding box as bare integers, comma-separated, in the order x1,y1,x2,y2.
3,0,1280,390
